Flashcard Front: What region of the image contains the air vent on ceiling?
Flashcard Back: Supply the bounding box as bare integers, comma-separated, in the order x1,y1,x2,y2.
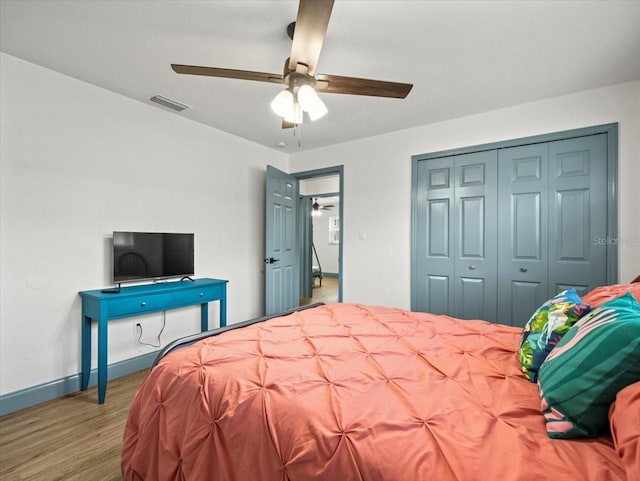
150,94,190,112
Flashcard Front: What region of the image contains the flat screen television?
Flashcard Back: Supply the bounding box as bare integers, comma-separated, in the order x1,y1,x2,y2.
113,231,194,283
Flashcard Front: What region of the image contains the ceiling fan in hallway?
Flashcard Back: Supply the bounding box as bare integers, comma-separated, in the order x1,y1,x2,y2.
312,198,334,216
171,0,413,128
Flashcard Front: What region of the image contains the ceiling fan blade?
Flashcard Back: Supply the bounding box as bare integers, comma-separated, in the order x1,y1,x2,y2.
315,74,413,99
171,64,283,84
288,0,334,75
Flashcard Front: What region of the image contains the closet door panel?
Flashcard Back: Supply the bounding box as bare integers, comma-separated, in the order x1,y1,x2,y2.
513,192,542,258
549,134,608,293
458,277,487,320
414,158,455,314
510,281,546,327
428,199,450,257
425,275,450,314
454,151,498,321
497,144,549,326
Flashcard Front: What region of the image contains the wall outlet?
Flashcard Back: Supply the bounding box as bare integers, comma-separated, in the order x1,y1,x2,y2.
134,322,142,336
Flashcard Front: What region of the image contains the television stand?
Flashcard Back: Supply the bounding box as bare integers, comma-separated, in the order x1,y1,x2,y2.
79,277,228,404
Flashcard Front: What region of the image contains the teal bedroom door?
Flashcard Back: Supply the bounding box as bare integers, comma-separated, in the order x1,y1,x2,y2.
265,165,300,315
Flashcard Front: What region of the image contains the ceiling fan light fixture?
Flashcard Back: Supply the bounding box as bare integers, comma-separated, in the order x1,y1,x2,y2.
283,101,303,124
270,89,295,118
297,85,327,121
306,99,328,121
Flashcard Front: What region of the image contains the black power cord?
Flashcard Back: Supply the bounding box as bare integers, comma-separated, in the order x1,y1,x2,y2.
136,311,166,348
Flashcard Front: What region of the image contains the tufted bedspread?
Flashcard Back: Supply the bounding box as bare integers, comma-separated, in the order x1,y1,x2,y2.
121,303,626,481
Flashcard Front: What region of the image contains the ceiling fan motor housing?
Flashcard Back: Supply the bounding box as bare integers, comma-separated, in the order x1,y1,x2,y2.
285,71,315,91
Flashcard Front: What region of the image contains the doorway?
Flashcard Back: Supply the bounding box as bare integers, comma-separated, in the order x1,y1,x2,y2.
301,193,340,305
264,165,343,315
295,167,343,306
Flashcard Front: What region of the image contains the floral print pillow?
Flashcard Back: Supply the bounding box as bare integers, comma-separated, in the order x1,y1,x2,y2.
518,289,592,382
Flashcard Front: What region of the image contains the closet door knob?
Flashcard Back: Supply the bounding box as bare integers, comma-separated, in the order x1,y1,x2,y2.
520,267,528,272
469,265,476,270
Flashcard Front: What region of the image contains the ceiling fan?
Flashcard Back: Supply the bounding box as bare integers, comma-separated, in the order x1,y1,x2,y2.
171,0,413,128
312,198,334,216
314,198,334,209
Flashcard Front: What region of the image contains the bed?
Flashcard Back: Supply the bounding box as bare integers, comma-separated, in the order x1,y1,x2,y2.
122,282,640,481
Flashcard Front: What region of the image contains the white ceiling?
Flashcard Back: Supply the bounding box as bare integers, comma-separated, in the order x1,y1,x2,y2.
316,195,339,207
2,0,639,153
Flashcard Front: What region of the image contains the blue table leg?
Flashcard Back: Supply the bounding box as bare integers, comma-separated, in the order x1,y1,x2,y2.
200,303,209,332
81,315,91,390
220,295,227,328
98,310,108,404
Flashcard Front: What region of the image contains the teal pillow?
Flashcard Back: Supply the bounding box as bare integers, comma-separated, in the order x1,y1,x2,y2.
538,292,640,438
518,290,592,382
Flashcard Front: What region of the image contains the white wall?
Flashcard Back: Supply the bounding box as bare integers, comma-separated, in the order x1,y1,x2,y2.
289,80,640,309
0,53,288,396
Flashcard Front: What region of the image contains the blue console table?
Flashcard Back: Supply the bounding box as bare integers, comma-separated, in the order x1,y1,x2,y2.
80,277,228,404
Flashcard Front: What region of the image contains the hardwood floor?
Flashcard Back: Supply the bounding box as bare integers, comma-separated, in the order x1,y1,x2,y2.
300,276,339,306
0,369,149,481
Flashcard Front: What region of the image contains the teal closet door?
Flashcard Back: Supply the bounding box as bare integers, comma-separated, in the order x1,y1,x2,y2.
415,151,497,320
497,134,609,326
548,134,608,296
453,151,498,321
412,125,617,325
497,143,550,327
415,157,455,315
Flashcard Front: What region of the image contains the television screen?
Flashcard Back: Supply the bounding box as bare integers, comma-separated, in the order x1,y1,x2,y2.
113,232,194,283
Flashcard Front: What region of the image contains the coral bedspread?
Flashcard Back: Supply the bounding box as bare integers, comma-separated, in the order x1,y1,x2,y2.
122,304,626,481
